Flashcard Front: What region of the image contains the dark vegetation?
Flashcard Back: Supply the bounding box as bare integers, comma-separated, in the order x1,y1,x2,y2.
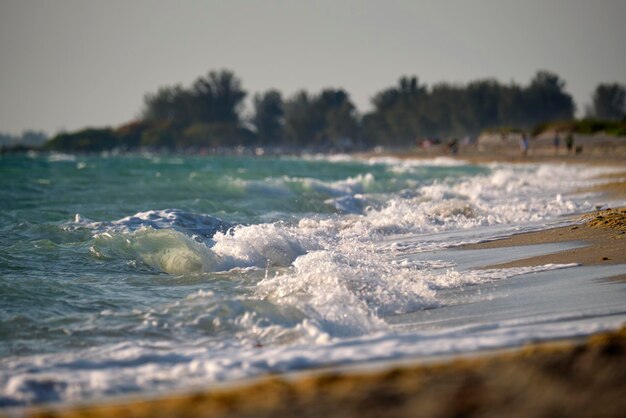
3,70,625,153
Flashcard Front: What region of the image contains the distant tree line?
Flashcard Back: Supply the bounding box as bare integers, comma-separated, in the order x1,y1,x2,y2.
42,69,626,152
362,71,578,145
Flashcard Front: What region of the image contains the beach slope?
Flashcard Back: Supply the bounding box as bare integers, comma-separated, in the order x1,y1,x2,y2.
465,208,626,272
22,327,626,418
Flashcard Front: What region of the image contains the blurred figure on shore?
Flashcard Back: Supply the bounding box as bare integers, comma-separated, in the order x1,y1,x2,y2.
421,138,432,157
553,131,561,155
447,138,459,155
519,133,529,156
565,132,574,154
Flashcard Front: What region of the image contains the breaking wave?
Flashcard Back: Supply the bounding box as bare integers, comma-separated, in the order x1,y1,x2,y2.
3,156,625,408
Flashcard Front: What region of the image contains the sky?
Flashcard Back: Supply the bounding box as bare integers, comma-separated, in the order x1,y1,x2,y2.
1,0,625,136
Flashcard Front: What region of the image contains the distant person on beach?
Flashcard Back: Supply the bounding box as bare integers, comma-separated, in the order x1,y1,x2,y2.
447,138,459,155
565,132,574,154
553,131,560,155
519,133,529,156
421,138,432,156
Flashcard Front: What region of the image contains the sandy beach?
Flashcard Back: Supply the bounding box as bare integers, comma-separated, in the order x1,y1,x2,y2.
13,148,626,418
365,133,626,165
20,327,626,418
465,208,626,272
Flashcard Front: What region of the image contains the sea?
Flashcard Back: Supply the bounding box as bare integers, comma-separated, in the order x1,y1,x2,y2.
1,152,625,408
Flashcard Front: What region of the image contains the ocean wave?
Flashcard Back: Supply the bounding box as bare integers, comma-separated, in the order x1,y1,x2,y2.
5,154,626,409
294,173,376,196
224,173,378,199
3,298,622,407
86,163,612,276
92,228,222,275
90,221,317,275
225,176,294,197
47,152,77,163
368,156,468,169
73,208,232,239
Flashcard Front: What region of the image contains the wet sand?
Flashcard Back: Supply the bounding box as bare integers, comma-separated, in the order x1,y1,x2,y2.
462,165,625,279
464,208,626,273
21,328,626,418
16,153,626,418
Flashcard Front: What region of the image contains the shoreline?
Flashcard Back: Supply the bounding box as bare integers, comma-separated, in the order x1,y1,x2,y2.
461,168,626,273
463,208,626,272
357,133,626,165
11,157,626,418
21,328,626,418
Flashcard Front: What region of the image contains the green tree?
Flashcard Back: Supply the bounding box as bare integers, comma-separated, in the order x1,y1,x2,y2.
46,128,118,152
115,120,148,149
591,83,626,120
140,69,247,149
252,90,284,144
182,122,253,148
142,85,192,127
464,80,500,131
366,76,426,145
316,89,359,146
524,70,575,124
140,121,179,149
284,91,320,146
201,70,247,124
283,89,359,148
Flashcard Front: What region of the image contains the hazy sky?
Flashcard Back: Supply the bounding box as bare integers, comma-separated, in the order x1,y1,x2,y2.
1,0,625,135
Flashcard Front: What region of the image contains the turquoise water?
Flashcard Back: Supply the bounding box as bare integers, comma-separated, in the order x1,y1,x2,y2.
1,154,479,352
1,153,625,407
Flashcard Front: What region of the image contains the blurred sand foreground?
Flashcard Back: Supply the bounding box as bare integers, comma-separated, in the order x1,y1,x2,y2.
17,149,626,418
22,327,626,418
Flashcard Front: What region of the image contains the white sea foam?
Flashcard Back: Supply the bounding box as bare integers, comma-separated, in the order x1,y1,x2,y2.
368,155,468,168
300,154,467,167
226,176,293,196
47,152,76,162
6,161,623,408
3,301,623,406
79,161,620,374
89,163,617,277
211,223,316,269
224,173,378,202
74,209,231,239
296,173,376,196
298,153,355,163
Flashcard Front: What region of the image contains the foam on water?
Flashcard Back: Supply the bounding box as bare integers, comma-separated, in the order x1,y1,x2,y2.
80,163,618,337
79,162,622,298
76,208,232,238
3,272,621,407
80,162,621,331
1,156,625,408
